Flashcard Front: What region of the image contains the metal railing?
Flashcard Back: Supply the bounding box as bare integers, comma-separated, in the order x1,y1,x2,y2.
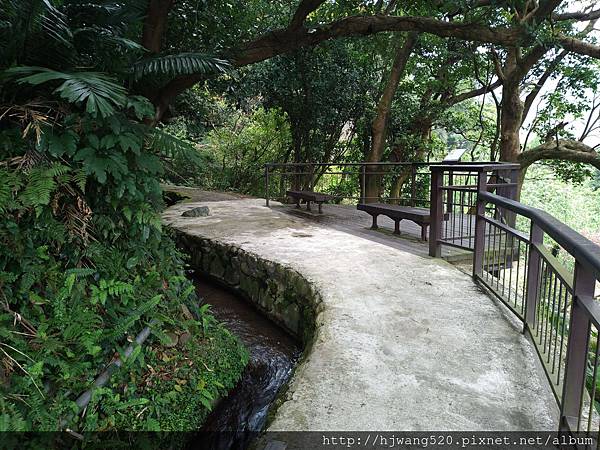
472,183,600,441
428,163,520,257
264,162,433,208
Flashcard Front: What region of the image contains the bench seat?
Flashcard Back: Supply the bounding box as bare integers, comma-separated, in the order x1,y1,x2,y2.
287,190,334,214
357,203,447,241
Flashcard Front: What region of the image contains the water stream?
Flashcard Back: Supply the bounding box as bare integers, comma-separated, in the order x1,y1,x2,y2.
192,275,301,450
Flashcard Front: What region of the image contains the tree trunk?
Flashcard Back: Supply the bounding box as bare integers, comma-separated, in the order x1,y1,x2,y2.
291,125,303,191
142,0,174,53
364,32,418,203
499,80,523,164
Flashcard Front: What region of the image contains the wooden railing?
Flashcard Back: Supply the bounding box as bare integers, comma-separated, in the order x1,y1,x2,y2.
428,163,520,257
264,162,433,207
464,173,600,439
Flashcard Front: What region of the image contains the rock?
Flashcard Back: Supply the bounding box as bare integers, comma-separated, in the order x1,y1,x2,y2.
164,332,179,348
182,206,210,217
178,332,192,346
180,304,194,321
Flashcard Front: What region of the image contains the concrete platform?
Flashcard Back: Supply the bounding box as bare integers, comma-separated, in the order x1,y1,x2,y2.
163,197,558,431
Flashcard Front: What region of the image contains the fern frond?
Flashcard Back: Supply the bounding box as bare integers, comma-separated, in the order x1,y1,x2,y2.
109,294,162,339
4,67,128,118
132,53,229,81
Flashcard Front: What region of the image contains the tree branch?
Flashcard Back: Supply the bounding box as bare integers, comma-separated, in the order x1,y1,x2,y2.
553,8,600,22
235,15,522,67
521,48,569,121
557,35,600,59
289,0,327,29
524,0,564,25
447,78,502,106
518,139,600,169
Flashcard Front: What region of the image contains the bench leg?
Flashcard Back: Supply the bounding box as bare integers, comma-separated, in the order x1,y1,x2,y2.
295,198,301,209
421,224,428,241
306,201,312,212
318,202,323,214
370,214,378,230
394,220,401,235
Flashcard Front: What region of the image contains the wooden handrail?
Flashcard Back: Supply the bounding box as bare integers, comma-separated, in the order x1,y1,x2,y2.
479,191,600,281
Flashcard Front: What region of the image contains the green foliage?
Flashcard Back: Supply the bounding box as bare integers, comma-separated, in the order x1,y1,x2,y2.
0,0,246,433
4,66,129,117
202,107,291,194
521,164,600,242
109,320,249,431
133,53,229,81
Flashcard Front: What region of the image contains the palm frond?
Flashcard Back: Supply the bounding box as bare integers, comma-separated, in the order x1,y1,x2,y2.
4,66,128,118
37,0,73,49
148,128,204,166
0,0,74,66
73,27,144,51
132,53,230,81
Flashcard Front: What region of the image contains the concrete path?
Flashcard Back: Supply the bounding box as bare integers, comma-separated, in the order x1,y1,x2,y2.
163,197,558,431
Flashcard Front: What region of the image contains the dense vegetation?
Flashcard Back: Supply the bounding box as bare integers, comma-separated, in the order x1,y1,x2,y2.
0,1,246,432
1,0,599,435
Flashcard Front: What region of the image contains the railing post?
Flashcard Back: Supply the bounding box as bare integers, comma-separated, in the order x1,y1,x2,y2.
264,165,270,207
507,168,520,227
410,164,417,207
445,170,453,213
560,262,596,430
429,168,443,257
472,170,487,277
360,164,366,204
524,222,543,328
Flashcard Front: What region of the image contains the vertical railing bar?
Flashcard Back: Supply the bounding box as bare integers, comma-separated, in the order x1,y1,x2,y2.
508,235,515,307
578,320,592,432
497,227,502,292
361,164,366,204
561,260,596,432
410,165,417,207
497,225,503,292
458,189,462,247
557,290,569,389
543,270,554,359
522,242,529,317
265,165,270,207
490,222,496,283
472,171,487,278
429,169,443,257
486,221,492,282
539,261,550,342
492,226,500,292
525,222,543,334
587,335,599,434
452,188,457,243
515,239,521,311
541,267,551,350
553,282,564,376
501,230,508,298
547,274,559,363
466,189,471,247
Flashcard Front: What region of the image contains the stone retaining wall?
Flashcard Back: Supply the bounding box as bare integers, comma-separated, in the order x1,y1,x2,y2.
175,232,320,345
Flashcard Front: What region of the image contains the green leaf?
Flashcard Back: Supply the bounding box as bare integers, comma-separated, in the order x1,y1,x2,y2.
132,53,230,81
4,67,129,118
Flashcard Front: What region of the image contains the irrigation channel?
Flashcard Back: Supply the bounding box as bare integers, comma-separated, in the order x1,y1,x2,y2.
192,275,301,450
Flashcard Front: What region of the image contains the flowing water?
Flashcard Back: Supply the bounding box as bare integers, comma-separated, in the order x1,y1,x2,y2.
192,275,301,450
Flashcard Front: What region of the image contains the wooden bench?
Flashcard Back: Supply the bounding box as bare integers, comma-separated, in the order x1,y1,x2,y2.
286,190,334,214
357,203,448,241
